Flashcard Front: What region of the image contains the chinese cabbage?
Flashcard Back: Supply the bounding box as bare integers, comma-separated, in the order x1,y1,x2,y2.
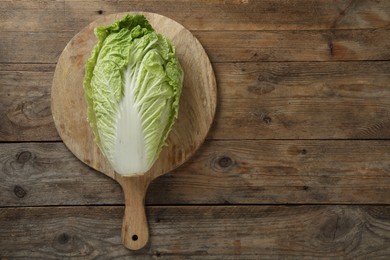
83,14,183,176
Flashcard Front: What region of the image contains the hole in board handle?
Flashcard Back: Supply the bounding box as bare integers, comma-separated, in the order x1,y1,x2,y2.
132,234,138,241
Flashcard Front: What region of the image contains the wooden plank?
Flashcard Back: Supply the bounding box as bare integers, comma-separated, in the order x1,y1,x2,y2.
1,141,389,206
0,69,59,141
0,205,389,258
0,31,70,64
195,29,390,62
1,0,388,32
1,29,389,64
1,61,390,141
212,61,390,139
0,63,55,72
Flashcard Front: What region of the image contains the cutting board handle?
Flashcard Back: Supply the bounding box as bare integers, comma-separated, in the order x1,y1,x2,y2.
118,175,150,250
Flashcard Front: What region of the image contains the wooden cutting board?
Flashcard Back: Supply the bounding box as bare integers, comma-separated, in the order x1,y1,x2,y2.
51,12,216,250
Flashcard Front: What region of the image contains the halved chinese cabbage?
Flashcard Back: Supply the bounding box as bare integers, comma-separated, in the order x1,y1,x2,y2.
83,14,183,176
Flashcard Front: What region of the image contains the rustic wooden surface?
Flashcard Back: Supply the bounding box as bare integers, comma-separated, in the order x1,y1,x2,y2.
1,0,390,258
1,206,390,259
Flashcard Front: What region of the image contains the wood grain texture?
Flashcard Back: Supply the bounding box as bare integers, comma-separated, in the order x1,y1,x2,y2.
1,205,389,259
1,0,390,256
0,142,120,207
1,0,389,31
195,29,390,62
2,61,390,141
1,141,389,206
212,61,390,139
117,176,149,250
2,29,389,63
0,69,59,141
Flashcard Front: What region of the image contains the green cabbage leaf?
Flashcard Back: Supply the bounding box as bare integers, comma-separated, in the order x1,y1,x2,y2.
83,14,183,176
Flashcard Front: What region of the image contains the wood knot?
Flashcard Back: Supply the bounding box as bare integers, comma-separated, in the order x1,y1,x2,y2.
14,185,27,198
218,156,233,168
212,155,236,172
287,146,308,156
320,215,356,241
17,151,32,163
58,233,71,244
263,116,272,124
53,232,90,253
328,42,334,56
247,84,275,96
251,109,273,125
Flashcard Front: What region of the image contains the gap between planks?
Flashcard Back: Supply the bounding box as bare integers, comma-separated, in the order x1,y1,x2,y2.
2,203,390,209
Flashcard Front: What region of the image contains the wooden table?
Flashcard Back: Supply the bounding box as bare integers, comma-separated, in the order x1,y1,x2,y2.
1,0,390,258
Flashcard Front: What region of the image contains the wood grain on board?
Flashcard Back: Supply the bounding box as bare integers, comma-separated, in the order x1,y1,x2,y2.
1,141,389,206
0,205,389,259
1,29,390,63
1,62,390,141
1,0,389,31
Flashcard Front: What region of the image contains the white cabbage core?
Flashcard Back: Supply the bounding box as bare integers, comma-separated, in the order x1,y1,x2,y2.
112,66,147,175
